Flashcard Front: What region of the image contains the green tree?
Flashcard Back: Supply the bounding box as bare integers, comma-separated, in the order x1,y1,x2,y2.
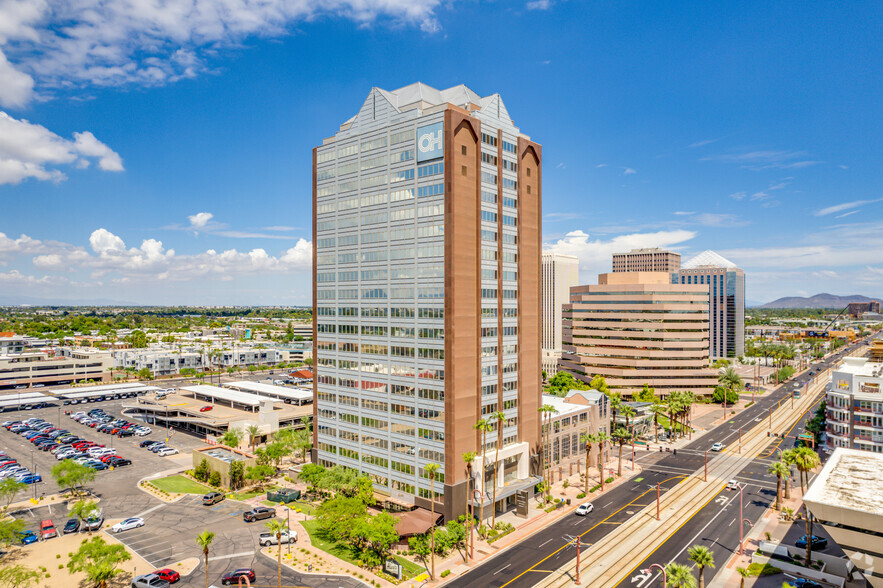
351,511,400,569
196,530,215,588
546,371,589,396
649,401,666,443
445,517,468,562
0,517,26,549
490,411,506,527
595,431,611,491
474,418,493,526
666,562,697,588
0,564,41,588
588,375,610,395
736,566,750,588
246,424,261,453
69,500,100,536
462,451,477,559
127,330,148,348
767,461,789,511
220,428,243,449
634,384,656,402
687,545,715,588
794,447,821,566
265,518,288,588
0,478,26,513
299,463,326,490
67,536,131,588
408,534,431,569
137,367,154,380
718,367,744,412
712,386,740,405
194,458,210,482
780,448,798,500
580,433,594,495
292,428,312,463
425,462,440,579
229,459,244,490
208,471,221,487
52,459,97,496
245,465,275,488
612,427,631,477
317,496,367,544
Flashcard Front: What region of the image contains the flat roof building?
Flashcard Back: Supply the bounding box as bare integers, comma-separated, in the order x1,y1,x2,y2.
542,253,579,375
313,82,542,520
223,380,313,405
826,357,883,453
803,448,883,587
612,248,681,273
0,348,113,389
560,272,719,397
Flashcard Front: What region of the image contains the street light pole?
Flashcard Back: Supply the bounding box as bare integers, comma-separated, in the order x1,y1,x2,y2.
739,427,742,454
574,535,581,585
742,519,754,555
643,563,667,588
704,451,708,482
737,482,745,555
769,407,773,430
656,483,660,520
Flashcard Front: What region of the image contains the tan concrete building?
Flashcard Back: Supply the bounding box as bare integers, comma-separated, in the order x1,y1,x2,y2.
192,446,257,490
542,390,610,478
612,248,681,273
542,253,580,375
560,272,719,398
0,348,112,389
803,448,883,587
313,82,542,520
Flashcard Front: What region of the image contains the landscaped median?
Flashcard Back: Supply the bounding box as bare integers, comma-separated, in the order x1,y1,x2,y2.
139,474,212,501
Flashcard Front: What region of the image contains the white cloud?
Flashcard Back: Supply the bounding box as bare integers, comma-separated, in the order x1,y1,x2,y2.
188,212,214,229
0,47,33,108
0,111,123,185
688,138,718,148
526,0,552,9
701,150,822,171
0,232,44,257
544,229,696,280
815,198,883,217
0,0,444,99
595,163,608,168
622,167,637,175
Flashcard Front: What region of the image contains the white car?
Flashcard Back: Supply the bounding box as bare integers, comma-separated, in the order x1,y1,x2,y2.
710,442,724,452
134,427,151,436
726,480,739,491
575,502,594,516
111,517,144,533
156,447,179,457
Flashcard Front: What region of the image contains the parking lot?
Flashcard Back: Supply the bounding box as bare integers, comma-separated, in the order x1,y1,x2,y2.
0,397,360,588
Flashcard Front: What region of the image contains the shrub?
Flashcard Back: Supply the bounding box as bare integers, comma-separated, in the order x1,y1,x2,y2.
441,570,451,578
576,492,586,499
56,554,61,559
605,477,614,484
208,471,221,487
58,564,63,569
562,480,569,489
553,498,560,504
746,563,781,576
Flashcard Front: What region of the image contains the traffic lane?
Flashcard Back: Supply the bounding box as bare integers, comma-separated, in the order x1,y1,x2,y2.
446,470,686,588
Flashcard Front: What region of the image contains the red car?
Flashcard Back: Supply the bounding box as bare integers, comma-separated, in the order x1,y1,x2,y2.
153,569,180,583
199,406,213,412
99,455,121,463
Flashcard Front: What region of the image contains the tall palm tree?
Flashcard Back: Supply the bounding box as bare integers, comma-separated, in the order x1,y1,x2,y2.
718,367,743,415
425,463,440,579
580,433,594,494
196,530,215,588
537,404,556,488
620,404,636,434
265,518,288,588
665,562,697,588
595,431,610,491
794,446,820,495
687,545,715,588
780,448,798,500
246,424,261,453
649,401,666,443
473,418,492,527
612,428,631,477
767,462,789,511
462,451,477,559
490,410,506,526
736,567,750,588
609,393,622,430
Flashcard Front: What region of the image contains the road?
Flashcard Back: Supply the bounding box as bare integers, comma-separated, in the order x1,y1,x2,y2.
449,336,875,588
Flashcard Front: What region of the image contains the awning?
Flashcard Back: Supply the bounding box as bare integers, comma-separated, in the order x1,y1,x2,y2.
393,508,441,537
471,476,542,508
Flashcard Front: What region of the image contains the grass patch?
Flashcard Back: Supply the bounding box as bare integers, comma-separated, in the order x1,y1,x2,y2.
747,562,782,576
150,475,212,495
290,502,318,516
228,486,279,501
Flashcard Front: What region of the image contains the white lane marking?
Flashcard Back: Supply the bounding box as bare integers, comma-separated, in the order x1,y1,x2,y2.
135,503,166,518
539,538,553,548
493,564,511,575
208,550,255,562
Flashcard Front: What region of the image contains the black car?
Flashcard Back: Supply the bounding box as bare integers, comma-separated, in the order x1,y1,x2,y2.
787,579,823,588
221,568,255,585
118,429,135,437
243,507,275,522
107,457,131,467
63,518,79,534
795,535,827,549
203,492,225,505
139,440,156,448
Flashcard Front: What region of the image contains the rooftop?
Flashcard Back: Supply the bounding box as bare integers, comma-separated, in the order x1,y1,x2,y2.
180,384,282,407
223,380,312,402
834,357,882,378
681,250,738,269
542,393,599,417
804,448,883,518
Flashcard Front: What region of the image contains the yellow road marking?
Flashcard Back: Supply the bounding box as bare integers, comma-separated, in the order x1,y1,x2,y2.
499,475,687,588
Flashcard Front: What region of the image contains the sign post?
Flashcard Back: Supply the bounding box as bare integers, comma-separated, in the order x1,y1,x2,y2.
384,559,402,581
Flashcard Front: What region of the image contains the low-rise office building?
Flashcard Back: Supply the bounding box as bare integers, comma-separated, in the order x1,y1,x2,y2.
115,349,204,376
0,348,113,389
542,390,610,476
826,357,883,453
803,448,883,587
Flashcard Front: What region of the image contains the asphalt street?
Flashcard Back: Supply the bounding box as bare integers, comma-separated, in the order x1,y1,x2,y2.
450,336,876,588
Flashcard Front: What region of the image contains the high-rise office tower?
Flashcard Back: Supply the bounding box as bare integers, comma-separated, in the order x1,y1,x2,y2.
612,248,681,273
677,250,745,358
313,83,542,519
560,272,719,397
542,253,579,375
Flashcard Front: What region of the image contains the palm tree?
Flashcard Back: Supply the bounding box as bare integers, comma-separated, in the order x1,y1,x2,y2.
649,401,666,443
425,463,440,579
462,451,477,559
196,530,215,588
736,567,750,588
537,404,557,487
612,428,631,477
780,449,798,500
580,433,594,495
718,367,743,415
687,545,715,588
620,404,636,434
246,424,261,453
490,410,506,526
794,446,820,495
666,562,697,588
595,431,610,491
265,518,287,588
767,462,789,511
474,418,493,528
609,392,622,430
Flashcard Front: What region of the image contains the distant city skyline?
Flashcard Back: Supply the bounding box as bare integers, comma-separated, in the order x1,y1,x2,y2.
0,1,880,305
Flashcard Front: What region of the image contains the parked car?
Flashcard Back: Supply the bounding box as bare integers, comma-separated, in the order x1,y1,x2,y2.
152,569,180,584
575,502,594,516
112,517,145,533
199,406,213,412
63,518,80,534
17,530,38,545
82,514,104,532
795,535,827,549
203,492,225,505
243,507,275,522
140,440,159,448
131,573,171,588
221,569,255,585
108,457,132,467
258,531,296,546
156,448,178,457
40,519,57,539
710,442,725,452
786,579,823,588
19,473,42,484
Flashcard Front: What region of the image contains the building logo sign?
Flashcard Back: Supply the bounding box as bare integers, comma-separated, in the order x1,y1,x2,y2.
416,122,444,162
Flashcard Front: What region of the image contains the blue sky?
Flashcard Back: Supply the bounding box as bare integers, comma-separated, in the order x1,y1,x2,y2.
0,0,880,306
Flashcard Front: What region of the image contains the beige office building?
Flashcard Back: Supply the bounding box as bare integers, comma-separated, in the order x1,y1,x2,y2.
542,253,579,375
560,272,718,397
612,248,681,273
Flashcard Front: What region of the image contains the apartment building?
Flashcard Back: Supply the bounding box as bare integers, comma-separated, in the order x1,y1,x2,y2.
560,272,719,397
676,250,745,358
612,248,681,273
542,253,579,375
114,349,204,376
826,357,883,453
313,82,542,519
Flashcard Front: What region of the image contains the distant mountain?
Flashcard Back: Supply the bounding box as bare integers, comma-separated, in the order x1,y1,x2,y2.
0,295,141,306
755,293,882,309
